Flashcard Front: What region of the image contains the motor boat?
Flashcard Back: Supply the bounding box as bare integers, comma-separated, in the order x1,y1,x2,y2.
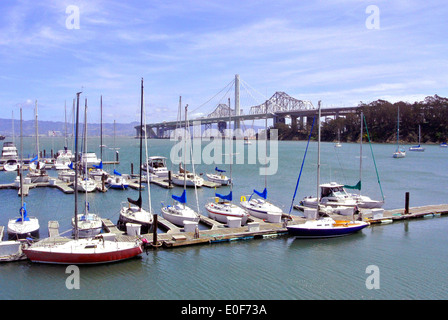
142,156,169,177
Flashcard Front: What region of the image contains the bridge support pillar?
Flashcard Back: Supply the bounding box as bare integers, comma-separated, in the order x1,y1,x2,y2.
291,115,298,131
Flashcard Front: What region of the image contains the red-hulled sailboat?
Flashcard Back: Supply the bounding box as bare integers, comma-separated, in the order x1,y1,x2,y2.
23,91,143,265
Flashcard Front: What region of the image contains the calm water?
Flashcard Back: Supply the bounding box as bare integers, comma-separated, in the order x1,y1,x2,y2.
0,136,447,300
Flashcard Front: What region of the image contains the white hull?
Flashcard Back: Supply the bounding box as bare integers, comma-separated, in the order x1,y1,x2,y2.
171,173,204,187
161,205,199,227
118,204,153,233
206,173,231,185
7,217,40,239
71,213,102,238
77,178,97,192
240,198,283,219
107,176,129,189
393,151,406,158
205,202,249,225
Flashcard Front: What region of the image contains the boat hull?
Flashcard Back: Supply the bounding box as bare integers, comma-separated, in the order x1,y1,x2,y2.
161,206,200,227
23,242,143,265
205,203,249,225
287,222,368,238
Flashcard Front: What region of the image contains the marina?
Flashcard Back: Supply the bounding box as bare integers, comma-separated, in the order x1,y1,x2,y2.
0,135,447,299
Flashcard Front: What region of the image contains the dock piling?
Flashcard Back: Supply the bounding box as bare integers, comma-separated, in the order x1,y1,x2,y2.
405,192,410,214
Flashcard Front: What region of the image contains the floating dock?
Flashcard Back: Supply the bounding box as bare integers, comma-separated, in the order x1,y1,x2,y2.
103,204,448,249
2,204,447,260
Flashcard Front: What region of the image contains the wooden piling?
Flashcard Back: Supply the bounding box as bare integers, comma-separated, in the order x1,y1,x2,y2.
405,192,410,214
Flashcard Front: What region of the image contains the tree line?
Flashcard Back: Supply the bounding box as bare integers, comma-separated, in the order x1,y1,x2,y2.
274,95,448,144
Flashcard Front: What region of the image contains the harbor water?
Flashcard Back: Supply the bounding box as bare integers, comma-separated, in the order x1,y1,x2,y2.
0,136,447,300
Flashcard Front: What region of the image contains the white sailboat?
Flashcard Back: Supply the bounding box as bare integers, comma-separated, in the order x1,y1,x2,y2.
240,101,283,219
72,102,102,238
205,99,249,225
7,109,40,240
205,167,232,185
161,104,200,227
118,78,154,234
409,125,425,152
393,106,406,158
27,101,49,183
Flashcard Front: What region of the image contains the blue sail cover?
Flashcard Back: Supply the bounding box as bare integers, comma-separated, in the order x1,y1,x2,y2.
254,188,267,199
172,190,187,204
68,162,74,170
30,156,38,163
93,161,103,169
216,191,232,201
16,203,30,222
215,167,226,173
113,169,122,176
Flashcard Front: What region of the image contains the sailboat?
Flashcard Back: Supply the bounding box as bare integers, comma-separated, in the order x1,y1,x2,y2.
107,120,129,189
205,167,232,185
171,97,204,188
409,125,425,152
23,92,143,265
240,102,283,219
205,99,249,225
72,103,102,238
287,102,369,238
8,108,40,240
76,99,97,192
161,104,200,227
89,96,108,181
393,106,406,158
27,100,49,183
301,111,384,211
118,78,154,234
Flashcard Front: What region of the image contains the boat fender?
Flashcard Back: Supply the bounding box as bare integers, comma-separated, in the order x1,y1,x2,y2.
240,196,246,202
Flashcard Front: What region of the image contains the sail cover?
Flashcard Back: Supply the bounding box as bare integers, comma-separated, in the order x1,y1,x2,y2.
113,169,122,176
254,188,267,199
128,195,142,208
215,167,226,173
16,203,30,222
30,156,38,163
93,161,103,169
172,190,187,204
216,191,232,201
344,181,361,190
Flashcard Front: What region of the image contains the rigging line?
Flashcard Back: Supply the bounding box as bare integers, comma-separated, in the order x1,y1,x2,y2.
363,114,385,202
189,78,235,115
288,115,316,215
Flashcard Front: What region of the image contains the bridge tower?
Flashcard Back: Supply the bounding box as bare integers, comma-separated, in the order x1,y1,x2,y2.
234,74,240,131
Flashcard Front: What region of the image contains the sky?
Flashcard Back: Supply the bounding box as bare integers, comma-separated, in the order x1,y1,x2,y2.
0,0,447,124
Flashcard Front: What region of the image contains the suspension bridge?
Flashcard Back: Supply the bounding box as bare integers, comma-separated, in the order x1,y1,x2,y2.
137,74,359,139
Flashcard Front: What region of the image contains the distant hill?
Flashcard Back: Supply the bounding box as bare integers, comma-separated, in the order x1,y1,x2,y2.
0,118,138,137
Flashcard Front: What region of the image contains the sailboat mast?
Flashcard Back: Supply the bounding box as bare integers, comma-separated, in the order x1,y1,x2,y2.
138,78,143,209
20,108,23,218
35,100,39,160
74,92,82,240
359,111,363,196
100,95,103,161
183,104,188,198
317,101,321,207
84,99,88,215
228,98,233,194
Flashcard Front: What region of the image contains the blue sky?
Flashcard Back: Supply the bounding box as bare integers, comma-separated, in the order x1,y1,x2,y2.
0,0,447,124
